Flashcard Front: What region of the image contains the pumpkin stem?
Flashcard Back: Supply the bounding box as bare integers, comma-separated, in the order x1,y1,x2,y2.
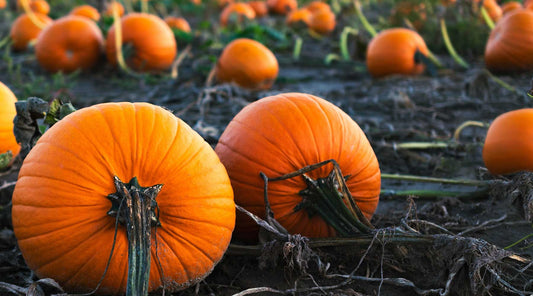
20,0,47,29
381,173,487,187
265,159,374,237
339,26,358,61
292,36,303,61
453,120,489,142
112,3,142,77
141,0,148,13
439,18,469,69
107,176,163,296
353,0,377,38
480,6,495,30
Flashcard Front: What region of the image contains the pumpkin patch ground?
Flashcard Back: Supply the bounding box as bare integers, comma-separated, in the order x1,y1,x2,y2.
1,0,533,295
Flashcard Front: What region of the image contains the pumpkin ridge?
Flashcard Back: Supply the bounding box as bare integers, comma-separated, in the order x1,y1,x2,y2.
161,210,236,229
159,225,220,262
134,104,158,176
148,116,181,175
152,231,192,281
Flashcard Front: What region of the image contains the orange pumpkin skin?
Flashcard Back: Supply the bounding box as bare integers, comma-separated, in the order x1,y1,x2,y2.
220,2,256,26
248,0,268,17
10,13,52,51
501,1,522,14
12,102,236,295
266,0,297,14
305,1,331,13
215,93,381,241
366,28,429,78
482,0,502,21
215,38,278,90
482,109,533,175
0,82,20,157
308,9,336,34
164,16,191,33
286,8,312,25
106,13,177,72
485,9,533,73
29,0,49,15
35,16,104,73
0,0,6,9
104,1,124,17
70,5,101,22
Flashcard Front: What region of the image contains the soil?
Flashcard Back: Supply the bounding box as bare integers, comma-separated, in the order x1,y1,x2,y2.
1,3,533,296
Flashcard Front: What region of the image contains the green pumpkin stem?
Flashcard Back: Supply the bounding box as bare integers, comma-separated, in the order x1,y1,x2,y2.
107,176,163,296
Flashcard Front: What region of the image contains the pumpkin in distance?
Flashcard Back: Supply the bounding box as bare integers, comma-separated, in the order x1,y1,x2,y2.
215,93,381,241
106,13,177,72
0,82,20,157
12,102,235,295
482,108,533,175
70,5,101,21
35,15,104,73
10,13,52,51
219,2,256,26
267,0,297,14
164,16,191,33
366,28,429,78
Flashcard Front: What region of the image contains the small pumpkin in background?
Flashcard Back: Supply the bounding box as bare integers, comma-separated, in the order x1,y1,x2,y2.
286,8,312,26
10,13,52,51
70,5,101,22
0,82,20,158
220,2,256,26
164,16,191,33
501,1,522,14
480,0,502,22
218,0,233,7
35,15,104,73
389,1,427,30
106,13,177,72
485,9,533,73
12,102,235,295
215,92,381,242
483,109,533,175
29,0,49,15
215,38,278,90
0,0,6,9
266,0,297,14
308,8,335,34
104,1,124,17
248,0,268,17
305,1,331,14
366,28,429,78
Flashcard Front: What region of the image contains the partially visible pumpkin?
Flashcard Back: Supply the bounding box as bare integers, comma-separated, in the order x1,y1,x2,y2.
106,13,177,72
35,15,104,73
481,0,502,22
29,0,49,15
215,38,278,90
308,8,335,34
12,102,236,295
483,109,533,175
389,1,427,30
104,1,124,17
215,92,381,241
266,0,297,14
0,82,20,158
485,9,533,73
70,5,101,22
501,1,522,14
10,13,52,51
248,0,268,17
0,0,6,9
305,1,331,13
285,8,311,25
219,2,256,26
366,28,429,78
164,16,191,33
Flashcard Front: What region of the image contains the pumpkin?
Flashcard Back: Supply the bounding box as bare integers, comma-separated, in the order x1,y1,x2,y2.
0,0,6,9
266,0,297,14
215,38,278,90
248,0,268,17
0,82,20,158
389,1,427,30
219,2,256,26
481,0,502,21
104,1,124,17
366,28,429,78
29,0,49,15
215,92,381,241
286,8,311,26
308,8,336,34
10,13,52,51
305,1,331,13
482,109,533,175
106,13,177,72
501,1,522,14
70,5,101,22
35,15,104,73
485,9,533,73
164,16,191,33
12,102,236,295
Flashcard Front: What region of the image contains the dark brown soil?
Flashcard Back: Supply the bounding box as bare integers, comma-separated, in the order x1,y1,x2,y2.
1,3,533,295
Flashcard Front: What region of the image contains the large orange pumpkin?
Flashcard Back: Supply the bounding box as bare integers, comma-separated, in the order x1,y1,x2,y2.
485,9,533,73
366,28,429,78
219,2,256,26
106,13,177,72
215,93,381,241
35,15,104,73
0,82,20,158
266,0,297,14
215,38,278,90
164,16,191,33
482,109,533,175
70,5,101,22
12,102,235,295
10,13,52,51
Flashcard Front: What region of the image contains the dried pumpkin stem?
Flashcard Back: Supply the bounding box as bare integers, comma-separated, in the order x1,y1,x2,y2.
394,141,451,149
453,120,488,142
440,18,469,69
292,36,303,61
339,26,358,61
354,0,377,37
141,0,148,13
112,4,141,77
381,173,487,187
20,0,47,29
380,187,489,199
107,176,163,296
480,7,495,30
